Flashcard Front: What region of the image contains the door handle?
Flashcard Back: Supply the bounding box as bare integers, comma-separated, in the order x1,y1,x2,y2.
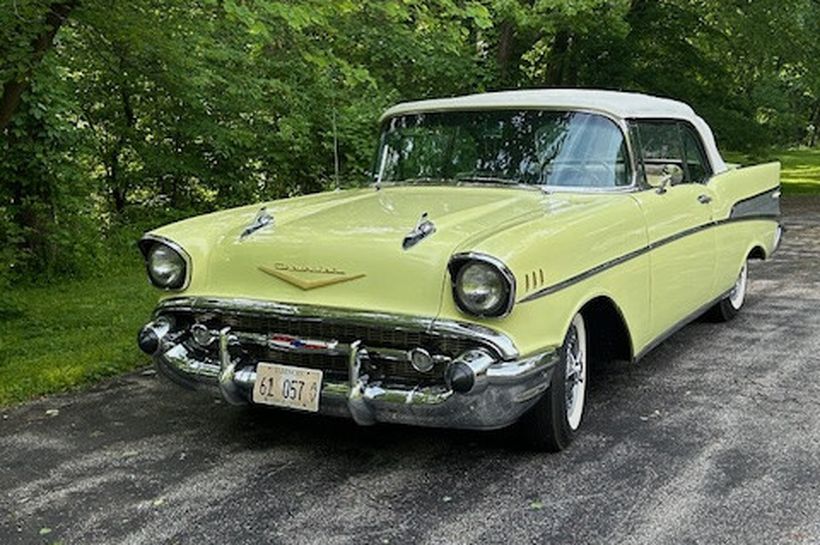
697,194,712,204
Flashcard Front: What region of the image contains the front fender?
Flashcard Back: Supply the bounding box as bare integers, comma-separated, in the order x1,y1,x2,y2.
437,193,651,357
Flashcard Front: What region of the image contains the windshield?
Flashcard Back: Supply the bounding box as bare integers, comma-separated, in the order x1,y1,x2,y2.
375,110,631,188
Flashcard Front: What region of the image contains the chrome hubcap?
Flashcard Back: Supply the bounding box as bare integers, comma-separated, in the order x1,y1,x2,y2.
564,314,587,431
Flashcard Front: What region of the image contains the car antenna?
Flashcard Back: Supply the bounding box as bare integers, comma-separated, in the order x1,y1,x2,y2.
331,89,340,191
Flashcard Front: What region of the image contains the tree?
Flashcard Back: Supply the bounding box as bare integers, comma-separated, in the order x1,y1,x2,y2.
0,0,817,283
0,1,77,132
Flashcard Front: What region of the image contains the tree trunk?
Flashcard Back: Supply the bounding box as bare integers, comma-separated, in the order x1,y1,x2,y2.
0,1,77,132
496,20,515,86
544,30,573,86
108,85,136,212
808,102,820,147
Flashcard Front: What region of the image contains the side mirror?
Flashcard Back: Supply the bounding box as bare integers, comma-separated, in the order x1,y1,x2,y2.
651,164,684,194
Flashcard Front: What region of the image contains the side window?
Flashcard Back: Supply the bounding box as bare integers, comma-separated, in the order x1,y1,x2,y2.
636,122,683,162
631,120,711,185
632,121,685,187
680,125,711,183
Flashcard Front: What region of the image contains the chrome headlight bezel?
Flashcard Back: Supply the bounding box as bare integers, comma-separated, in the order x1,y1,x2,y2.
448,253,516,318
138,235,191,291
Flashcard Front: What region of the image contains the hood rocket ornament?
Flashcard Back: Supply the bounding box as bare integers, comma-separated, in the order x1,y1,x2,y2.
402,212,436,250
239,206,274,241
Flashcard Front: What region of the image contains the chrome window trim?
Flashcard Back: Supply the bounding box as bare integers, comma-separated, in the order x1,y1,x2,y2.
624,117,719,177
374,107,640,193
154,296,520,360
447,252,517,319
138,234,192,291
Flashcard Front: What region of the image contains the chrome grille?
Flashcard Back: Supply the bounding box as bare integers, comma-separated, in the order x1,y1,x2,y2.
164,309,476,385
216,313,472,355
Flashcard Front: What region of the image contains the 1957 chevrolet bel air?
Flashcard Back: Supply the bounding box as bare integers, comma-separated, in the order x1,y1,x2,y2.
137,89,782,451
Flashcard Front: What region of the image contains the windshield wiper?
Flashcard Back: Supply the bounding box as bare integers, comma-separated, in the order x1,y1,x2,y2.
379,175,525,187
396,177,449,184
453,174,522,185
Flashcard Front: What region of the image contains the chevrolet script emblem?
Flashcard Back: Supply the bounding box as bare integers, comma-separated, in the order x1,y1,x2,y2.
258,263,365,291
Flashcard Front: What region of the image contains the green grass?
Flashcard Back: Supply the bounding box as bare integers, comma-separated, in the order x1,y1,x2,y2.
724,147,820,195
0,267,156,406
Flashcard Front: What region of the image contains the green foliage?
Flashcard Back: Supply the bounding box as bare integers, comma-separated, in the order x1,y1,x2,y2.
0,53,103,286
0,0,818,288
0,1,58,83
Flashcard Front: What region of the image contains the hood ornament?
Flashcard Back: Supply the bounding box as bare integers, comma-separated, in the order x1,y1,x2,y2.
403,212,436,250
258,265,365,290
240,206,273,241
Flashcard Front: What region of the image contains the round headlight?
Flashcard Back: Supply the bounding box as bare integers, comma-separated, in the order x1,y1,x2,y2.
453,260,512,317
147,243,187,289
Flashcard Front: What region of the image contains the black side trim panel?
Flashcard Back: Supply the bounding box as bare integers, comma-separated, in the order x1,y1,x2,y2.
729,187,781,219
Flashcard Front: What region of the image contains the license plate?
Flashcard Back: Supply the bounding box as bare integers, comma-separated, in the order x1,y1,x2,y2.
252,363,323,412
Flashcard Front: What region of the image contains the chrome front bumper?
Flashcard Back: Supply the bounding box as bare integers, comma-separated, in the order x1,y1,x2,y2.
143,299,557,430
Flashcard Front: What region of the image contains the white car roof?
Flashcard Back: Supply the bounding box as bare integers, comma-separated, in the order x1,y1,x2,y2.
381,89,727,173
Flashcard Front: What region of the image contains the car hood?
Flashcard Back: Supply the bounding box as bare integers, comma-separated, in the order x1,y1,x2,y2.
152,185,552,317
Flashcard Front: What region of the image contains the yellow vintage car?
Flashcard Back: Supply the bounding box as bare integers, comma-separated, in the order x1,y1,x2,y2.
137,89,781,451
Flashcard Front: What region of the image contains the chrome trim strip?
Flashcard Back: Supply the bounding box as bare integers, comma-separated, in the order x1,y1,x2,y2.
520,211,780,304
520,245,650,302
154,296,520,359
138,234,193,291
448,252,517,318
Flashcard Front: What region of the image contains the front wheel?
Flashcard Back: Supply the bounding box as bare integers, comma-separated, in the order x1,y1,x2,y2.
518,312,588,452
707,260,748,322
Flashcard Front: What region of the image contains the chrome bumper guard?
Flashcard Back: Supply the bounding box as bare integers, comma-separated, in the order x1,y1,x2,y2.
149,321,557,431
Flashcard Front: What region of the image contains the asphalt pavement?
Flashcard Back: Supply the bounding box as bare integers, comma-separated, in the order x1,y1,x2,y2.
1,197,819,545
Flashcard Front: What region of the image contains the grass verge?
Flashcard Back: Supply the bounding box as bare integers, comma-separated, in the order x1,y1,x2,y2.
0,266,156,406
724,147,820,194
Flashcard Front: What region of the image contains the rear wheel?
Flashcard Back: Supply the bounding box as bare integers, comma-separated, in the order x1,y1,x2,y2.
707,260,748,322
518,313,588,452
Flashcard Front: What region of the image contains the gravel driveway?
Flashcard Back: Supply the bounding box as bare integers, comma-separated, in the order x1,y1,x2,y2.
1,197,819,545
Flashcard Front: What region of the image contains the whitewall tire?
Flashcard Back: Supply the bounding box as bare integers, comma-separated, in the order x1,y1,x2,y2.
708,260,749,322
518,312,588,451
